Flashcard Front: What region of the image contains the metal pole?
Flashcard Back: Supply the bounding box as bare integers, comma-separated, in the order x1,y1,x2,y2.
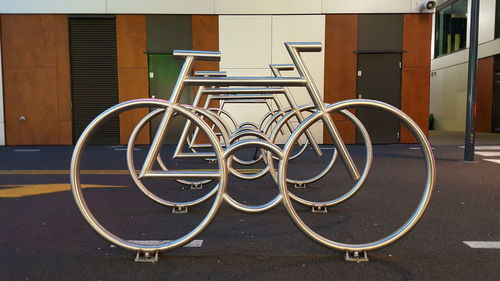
464,0,480,161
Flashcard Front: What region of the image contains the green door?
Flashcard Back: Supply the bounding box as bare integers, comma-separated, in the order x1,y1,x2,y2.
148,54,193,144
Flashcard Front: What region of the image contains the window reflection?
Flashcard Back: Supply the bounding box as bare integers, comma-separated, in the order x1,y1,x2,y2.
435,0,468,57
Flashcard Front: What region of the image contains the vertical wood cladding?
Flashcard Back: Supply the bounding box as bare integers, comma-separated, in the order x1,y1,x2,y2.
476,57,494,133
116,15,150,144
192,15,220,143
323,15,358,144
1,15,72,145
192,15,219,72
401,14,432,143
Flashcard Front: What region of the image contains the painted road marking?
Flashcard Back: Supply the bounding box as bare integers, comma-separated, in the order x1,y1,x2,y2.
127,240,203,247
484,159,500,164
458,146,500,165
0,183,126,198
14,149,40,152
459,145,500,150
409,147,436,150
474,151,500,157
463,241,500,249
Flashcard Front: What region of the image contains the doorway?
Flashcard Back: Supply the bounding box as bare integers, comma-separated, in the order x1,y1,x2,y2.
147,54,193,144
356,53,402,143
146,15,193,144
355,14,403,144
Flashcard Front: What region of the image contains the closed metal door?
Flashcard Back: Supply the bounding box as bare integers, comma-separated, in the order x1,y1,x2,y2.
146,15,193,144
69,17,120,144
356,53,402,143
147,54,193,144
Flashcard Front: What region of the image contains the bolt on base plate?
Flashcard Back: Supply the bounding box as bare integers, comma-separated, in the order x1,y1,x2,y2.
344,251,369,262
135,251,159,263
190,183,203,190
294,183,307,189
172,206,188,214
311,206,327,213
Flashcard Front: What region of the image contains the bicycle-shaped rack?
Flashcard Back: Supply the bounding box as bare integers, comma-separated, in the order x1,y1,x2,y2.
70,42,435,263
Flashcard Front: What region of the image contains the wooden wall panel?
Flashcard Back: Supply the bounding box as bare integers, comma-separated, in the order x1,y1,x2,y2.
1,15,72,145
192,15,219,72
401,14,432,143
4,68,59,144
116,15,148,69
323,15,358,144
192,15,219,143
2,16,57,68
116,15,149,144
55,16,72,144
476,57,494,133
401,15,431,69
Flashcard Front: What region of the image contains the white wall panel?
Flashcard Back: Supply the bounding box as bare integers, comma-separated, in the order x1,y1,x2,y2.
219,16,272,69
431,38,500,70
0,0,106,13
0,37,4,145
270,15,325,142
215,0,321,14
478,0,496,44
218,68,272,127
106,0,214,14
219,15,325,142
322,0,412,13
430,0,498,132
271,15,325,106
430,63,468,131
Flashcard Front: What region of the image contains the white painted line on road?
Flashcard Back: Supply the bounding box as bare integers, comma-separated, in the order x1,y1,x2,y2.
463,241,500,249
114,148,141,151
14,149,40,152
474,151,500,157
310,147,336,150
459,145,500,150
127,240,203,247
409,147,436,150
484,159,500,164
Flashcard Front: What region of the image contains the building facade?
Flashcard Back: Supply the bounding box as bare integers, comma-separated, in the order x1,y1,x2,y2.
0,0,436,146
430,0,499,132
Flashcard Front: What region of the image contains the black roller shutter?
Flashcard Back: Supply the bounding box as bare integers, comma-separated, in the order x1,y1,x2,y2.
69,17,119,144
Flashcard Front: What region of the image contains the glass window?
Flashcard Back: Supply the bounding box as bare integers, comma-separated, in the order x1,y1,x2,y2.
434,0,468,57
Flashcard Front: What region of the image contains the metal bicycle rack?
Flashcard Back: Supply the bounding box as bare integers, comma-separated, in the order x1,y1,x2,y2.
70,42,436,263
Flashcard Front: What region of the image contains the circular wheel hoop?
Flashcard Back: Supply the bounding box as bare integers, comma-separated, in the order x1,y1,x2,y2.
70,99,227,252
279,99,435,252
222,139,284,213
126,107,216,206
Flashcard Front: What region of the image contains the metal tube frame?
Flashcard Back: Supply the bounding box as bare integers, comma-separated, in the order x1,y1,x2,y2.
139,42,359,182
70,42,435,262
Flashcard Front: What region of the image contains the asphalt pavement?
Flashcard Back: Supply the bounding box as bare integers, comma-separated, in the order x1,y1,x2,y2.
0,134,499,281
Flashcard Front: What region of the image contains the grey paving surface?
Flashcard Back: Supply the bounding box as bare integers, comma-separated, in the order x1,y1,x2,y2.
0,133,499,281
